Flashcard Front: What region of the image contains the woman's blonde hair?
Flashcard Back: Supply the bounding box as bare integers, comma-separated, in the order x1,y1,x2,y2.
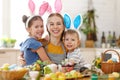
46,13,65,41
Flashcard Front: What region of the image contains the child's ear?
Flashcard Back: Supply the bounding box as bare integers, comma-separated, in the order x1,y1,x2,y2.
78,40,81,47
26,28,30,32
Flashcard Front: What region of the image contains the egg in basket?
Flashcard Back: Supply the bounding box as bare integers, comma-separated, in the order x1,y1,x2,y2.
0,63,28,80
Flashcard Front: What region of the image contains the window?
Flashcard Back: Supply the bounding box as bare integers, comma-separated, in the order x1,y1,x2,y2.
0,0,2,38
11,0,29,47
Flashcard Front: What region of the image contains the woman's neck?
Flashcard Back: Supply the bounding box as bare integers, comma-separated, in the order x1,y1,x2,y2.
50,36,61,46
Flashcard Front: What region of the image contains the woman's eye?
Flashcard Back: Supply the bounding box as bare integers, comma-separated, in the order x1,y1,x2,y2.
65,38,69,41
72,39,75,41
57,22,61,25
50,23,54,26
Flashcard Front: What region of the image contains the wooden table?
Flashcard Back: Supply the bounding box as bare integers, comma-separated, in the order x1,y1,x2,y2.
77,77,90,80
40,77,91,80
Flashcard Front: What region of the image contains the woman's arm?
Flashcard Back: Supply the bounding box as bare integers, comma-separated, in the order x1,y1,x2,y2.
36,47,53,64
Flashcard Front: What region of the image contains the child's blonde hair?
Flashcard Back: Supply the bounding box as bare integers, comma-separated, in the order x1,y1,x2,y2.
64,29,81,40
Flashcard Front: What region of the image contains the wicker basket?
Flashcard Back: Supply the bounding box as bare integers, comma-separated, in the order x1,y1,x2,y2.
0,68,28,80
101,49,120,74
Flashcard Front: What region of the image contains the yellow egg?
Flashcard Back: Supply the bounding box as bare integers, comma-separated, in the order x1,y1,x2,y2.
112,72,119,78
44,74,52,80
44,76,52,80
108,74,115,80
2,63,10,67
55,71,62,77
107,59,113,63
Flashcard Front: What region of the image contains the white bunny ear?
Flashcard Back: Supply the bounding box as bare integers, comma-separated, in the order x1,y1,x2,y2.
63,14,71,29
73,14,83,29
54,0,62,13
28,0,35,14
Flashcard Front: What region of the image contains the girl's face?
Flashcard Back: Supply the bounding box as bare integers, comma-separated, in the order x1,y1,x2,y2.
27,19,44,39
47,16,64,38
64,33,80,52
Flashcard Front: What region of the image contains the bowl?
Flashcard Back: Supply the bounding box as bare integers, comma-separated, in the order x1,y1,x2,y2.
29,71,39,80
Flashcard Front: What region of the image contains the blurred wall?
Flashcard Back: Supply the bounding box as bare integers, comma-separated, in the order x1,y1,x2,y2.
2,0,120,47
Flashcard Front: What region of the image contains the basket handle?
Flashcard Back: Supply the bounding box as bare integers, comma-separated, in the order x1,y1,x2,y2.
102,49,120,62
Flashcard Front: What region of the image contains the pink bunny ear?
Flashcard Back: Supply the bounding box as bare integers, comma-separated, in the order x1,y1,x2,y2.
39,2,49,16
54,0,62,13
47,4,52,14
28,0,35,14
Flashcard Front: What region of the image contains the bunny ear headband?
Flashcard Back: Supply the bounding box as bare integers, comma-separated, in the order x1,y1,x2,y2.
63,13,83,39
26,0,62,28
28,0,82,39
28,0,62,16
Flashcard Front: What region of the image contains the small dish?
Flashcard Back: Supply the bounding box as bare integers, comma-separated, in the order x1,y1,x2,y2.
29,71,39,80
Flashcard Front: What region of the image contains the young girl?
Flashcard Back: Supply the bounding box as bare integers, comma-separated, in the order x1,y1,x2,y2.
63,29,88,71
20,15,52,65
45,13,66,64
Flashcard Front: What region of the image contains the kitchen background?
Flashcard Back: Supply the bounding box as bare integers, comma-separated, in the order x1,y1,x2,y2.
0,0,120,48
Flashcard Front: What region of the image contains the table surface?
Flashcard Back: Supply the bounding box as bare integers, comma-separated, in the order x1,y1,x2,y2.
26,76,120,80
40,77,91,80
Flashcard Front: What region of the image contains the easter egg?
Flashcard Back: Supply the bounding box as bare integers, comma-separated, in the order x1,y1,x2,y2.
107,59,113,63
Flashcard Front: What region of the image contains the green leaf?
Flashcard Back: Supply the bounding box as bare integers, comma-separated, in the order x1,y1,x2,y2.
36,60,42,64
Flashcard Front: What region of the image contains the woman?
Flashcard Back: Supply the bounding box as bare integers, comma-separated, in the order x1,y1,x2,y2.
45,13,66,64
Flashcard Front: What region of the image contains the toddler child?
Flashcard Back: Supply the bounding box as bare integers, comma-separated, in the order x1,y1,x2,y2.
63,29,89,72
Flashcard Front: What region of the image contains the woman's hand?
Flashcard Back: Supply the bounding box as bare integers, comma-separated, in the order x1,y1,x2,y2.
38,35,49,46
18,55,26,66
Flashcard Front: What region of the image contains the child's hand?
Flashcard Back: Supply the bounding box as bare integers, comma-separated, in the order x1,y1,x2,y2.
61,58,75,66
69,58,75,65
44,35,49,41
62,66,74,72
18,55,26,66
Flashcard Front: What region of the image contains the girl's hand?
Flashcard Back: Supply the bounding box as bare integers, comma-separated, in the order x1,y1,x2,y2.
44,35,49,41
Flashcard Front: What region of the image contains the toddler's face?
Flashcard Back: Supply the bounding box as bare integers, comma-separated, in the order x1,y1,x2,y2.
64,33,80,52
27,19,44,39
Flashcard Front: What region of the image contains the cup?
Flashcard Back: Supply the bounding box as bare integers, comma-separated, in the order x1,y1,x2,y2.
91,74,98,80
29,71,39,80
